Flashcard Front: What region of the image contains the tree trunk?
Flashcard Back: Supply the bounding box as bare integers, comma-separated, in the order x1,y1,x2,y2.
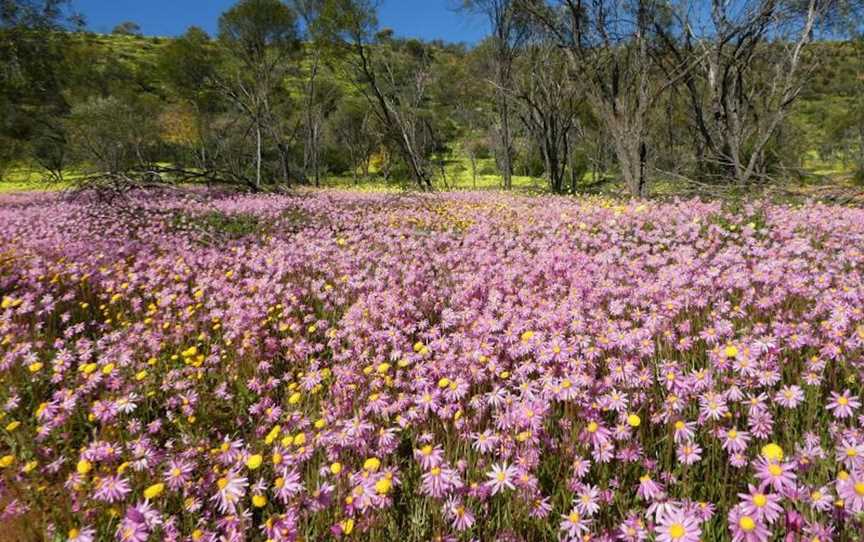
615,136,647,197
498,88,513,190
255,123,262,190
277,142,291,186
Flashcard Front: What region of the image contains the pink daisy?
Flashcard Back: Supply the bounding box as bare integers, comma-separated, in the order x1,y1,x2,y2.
654,507,701,542
485,462,517,495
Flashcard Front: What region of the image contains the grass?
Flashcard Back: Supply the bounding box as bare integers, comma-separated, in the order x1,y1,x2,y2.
2,150,859,202
0,168,71,193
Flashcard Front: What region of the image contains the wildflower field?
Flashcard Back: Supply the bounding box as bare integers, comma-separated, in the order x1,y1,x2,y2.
2,190,864,542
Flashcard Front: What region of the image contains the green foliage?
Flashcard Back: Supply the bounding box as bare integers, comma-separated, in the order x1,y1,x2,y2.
65,95,165,173
157,27,219,106
172,210,265,238
0,1,72,143
112,21,142,36
218,0,300,61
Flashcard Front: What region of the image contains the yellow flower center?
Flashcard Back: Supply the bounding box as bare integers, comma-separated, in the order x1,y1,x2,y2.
855,482,864,496
217,478,228,490
768,463,783,477
739,516,756,532
668,523,685,539
753,494,767,507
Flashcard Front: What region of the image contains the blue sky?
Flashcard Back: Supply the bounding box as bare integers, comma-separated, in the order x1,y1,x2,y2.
73,0,488,43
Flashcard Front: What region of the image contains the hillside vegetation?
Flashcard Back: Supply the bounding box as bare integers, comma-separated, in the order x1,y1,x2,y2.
2,0,863,199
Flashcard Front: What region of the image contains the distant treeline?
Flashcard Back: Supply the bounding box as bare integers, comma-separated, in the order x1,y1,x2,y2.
1,0,863,195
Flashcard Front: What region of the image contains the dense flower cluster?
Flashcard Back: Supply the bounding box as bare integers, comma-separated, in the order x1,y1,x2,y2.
1,190,864,541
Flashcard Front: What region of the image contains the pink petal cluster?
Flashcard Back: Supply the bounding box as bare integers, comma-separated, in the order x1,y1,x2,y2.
0,190,863,540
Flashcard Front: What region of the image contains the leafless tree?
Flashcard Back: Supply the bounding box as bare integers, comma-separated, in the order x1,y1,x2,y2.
512,40,583,192
519,0,693,196
322,0,436,190
216,0,300,190
658,0,855,184
460,0,533,189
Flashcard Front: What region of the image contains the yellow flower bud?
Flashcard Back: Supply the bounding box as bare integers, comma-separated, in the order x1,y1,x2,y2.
143,483,164,500
374,477,392,495
76,459,92,475
246,454,263,470
761,443,784,462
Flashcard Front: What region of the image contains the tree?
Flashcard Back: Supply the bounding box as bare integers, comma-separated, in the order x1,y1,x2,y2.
158,26,221,170
65,95,163,174
519,0,691,197
293,0,330,186
448,47,493,188
512,40,582,193
112,21,142,36
659,0,863,184
319,0,436,190
0,0,81,177
460,0,531,190
328,97,378,182
217,0,301,189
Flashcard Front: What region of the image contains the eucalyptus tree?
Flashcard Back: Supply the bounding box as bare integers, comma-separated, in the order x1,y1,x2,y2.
318,0,436,190
512,40,582,193
460,0,532,189
217,0,301,189
158,26,221,171
0,0,82,178
518,0,692,196
328,97,378,183
659,0,864,184
294,0,330,185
